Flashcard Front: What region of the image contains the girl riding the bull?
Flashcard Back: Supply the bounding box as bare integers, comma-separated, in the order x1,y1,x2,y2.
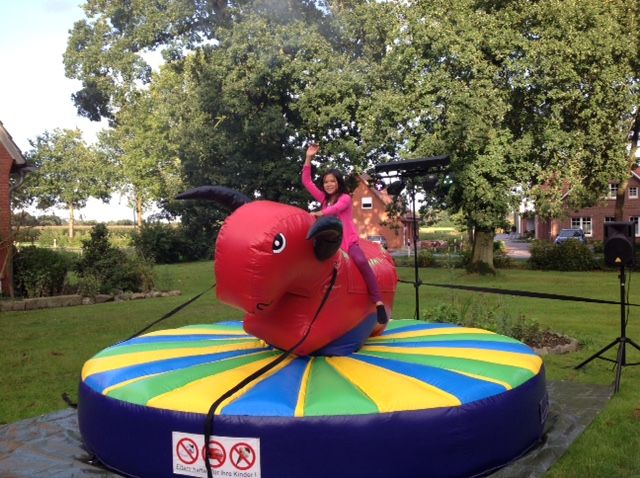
302,143,388,324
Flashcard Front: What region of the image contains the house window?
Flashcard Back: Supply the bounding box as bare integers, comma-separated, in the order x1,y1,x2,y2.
361,197,373,209
608,183,618,199
630,217,640,237
629,187,638,199
571,217,592,236
604,217,615,224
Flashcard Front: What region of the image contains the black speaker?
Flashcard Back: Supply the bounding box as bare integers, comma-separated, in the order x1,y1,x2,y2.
604,222,635,267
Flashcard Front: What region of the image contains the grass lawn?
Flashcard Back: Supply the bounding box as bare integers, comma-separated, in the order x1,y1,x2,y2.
2,262,640,477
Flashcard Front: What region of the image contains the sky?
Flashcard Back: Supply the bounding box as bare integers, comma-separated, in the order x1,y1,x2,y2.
0,0,142,222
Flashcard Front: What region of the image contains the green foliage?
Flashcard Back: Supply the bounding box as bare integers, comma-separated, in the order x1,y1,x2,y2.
591,240,604,254
76,274,101,298
416,250,437,268
493,240,511,269
23,129,115,236
13,228,40,245
76,224,154,294
25,129,113,209
528,240,596,271
131,223,211,264
424,297,547,345
13,247,77,298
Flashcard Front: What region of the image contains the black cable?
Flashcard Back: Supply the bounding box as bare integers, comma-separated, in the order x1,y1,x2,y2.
397,279,640,307
61,392,77,408
204,268,338,478
118,284,215,344
65,285,215,423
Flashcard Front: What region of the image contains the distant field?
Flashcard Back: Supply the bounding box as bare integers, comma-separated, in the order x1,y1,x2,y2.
419,225,464,241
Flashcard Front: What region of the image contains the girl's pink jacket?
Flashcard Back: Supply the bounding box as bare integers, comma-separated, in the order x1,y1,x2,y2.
302,164,359,250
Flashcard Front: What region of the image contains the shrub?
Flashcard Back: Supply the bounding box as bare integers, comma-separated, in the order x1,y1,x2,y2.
423,297,548,344
528,239,596,271
591,240,604,254
14,228,40,245
493,240,511,269
417,250,437,267
76,224,154,294
131,223,211,264
13,247,77,298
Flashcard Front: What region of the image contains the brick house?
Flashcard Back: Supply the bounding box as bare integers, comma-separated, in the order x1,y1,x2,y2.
535,168,640,242
350,174,413,250
0,121,27,295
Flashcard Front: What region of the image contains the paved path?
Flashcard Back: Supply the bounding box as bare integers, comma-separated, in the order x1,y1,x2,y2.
495,233,531,259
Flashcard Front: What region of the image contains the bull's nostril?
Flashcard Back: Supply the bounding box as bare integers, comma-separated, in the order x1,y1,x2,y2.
256,302,272,311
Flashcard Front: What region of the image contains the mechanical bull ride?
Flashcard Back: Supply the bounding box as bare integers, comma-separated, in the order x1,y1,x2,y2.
179,185,398,356
77,185,547,478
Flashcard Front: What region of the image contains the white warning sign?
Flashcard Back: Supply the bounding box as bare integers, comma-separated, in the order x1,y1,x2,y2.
172,431,261,478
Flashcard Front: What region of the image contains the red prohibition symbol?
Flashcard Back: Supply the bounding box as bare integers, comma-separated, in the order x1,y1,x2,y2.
230,442,256,470
202,440,226,468
176,438,199,465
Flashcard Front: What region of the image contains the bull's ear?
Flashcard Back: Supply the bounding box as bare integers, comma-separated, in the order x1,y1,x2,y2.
306,216,343,261
176,186,251,212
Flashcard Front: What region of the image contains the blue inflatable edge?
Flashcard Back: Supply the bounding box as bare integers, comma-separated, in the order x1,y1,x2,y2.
78,366,547,478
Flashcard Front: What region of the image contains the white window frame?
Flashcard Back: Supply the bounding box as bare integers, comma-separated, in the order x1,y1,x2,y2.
608,183,618,199
604,217,615,224
361,197,373,210
629,187,638,199
571,217,592,236
630,217,640,237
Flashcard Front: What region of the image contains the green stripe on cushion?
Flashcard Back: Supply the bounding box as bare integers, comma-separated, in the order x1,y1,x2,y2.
373,333,522,344
303,357,378,416
94,338,258,358
106,350,277,405
358,351,535,388
180,323,245,332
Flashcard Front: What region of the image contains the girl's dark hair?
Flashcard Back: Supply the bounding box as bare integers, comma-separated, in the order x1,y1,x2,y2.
321,169,348,202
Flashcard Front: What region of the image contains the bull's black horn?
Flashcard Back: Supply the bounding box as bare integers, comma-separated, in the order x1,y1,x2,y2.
306,216,343,261
176,186,252,212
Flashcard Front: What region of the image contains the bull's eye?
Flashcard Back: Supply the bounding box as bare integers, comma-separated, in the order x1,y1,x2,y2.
272,233,287,254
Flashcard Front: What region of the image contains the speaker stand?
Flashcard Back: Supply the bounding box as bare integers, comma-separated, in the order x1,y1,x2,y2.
574,266,640,393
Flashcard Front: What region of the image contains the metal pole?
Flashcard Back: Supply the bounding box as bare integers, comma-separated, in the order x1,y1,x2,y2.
614,266,627,393
411,183,421,320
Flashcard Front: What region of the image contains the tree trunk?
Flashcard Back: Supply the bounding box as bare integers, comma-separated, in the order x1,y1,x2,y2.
467,225,474,247
615,110,640,221
468,229,495,275
136,195,144,228
68,204,75,238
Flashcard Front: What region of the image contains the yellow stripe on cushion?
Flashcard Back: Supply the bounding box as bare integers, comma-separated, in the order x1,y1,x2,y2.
447,370,513,390
142,328,248,337
102,374,162,395
368,327,496,341
294,359,314,417
81,340,263,380
362,346,543,375
326,356,460,412
147,356,294,414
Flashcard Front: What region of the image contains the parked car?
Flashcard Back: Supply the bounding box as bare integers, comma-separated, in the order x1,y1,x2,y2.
366,235,388,249
554,228,587,245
